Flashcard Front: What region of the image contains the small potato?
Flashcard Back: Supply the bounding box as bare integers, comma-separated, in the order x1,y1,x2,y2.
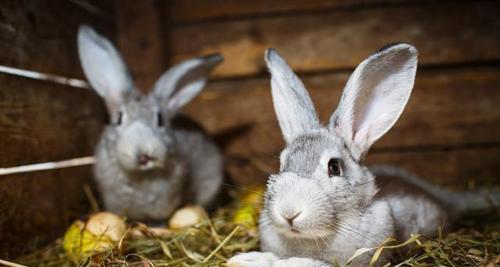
63,212,126,263
168,205,205,229
85,212,127,241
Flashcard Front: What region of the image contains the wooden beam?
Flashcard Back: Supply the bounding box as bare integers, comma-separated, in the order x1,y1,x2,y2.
169,0,430,22
182,67,500,157
170,1,500,78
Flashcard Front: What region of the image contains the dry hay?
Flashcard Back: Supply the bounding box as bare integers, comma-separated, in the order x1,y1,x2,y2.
12,192,500,267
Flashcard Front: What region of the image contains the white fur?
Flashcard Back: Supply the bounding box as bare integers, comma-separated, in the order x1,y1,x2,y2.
230,45,497,267
153,55,222,113
115,120,169,170
78,25,133,114
265,49,320,144
329,44,417,160
227,252,279,267
228,45,424,267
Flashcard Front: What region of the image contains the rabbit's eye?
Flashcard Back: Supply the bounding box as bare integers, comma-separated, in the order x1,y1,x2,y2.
116,112,123,125
328,158,343,177
157,112,164,127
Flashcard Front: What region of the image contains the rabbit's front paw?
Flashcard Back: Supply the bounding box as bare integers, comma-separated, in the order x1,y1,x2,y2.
274,257,330,267
227,252,279,267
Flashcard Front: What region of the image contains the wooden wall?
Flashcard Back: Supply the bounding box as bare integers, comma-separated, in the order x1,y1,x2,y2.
163,1,500,187
1,0,499,259
0,0,111,259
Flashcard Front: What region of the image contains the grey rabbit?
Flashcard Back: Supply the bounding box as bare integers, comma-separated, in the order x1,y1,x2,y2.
77,25,223,222
228,44,498,267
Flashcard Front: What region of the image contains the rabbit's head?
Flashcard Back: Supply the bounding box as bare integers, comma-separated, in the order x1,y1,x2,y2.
262,44,418,238
78,26,222,171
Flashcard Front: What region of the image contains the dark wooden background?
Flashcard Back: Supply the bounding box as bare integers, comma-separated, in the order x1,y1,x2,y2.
169,0,500,187
0,0,499,259
0,0,111,258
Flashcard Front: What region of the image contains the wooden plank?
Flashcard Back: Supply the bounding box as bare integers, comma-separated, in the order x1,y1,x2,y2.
366,147,500,188
0,74,106,167
0,0,114,78
116,0,166,91
182,67,500,157
225,146,500,188
0,74,105,258
0,0,113,257
170,0,426,22
170,1,500,78
0,167,93,259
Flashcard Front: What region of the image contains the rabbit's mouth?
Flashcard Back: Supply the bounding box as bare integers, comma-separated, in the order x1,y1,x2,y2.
270,211,334,238
275,226,303,237
136,160,162,171
116,151,167,171
274,223,334,239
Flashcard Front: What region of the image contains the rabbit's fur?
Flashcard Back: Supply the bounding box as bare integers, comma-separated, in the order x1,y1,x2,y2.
78,26,223,221
228,44,496,267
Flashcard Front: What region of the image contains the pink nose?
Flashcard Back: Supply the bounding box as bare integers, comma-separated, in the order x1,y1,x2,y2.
281,211,301,226
137,154,154,165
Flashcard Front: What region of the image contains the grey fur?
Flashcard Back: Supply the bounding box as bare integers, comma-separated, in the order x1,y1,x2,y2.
78,25,223,221
228,45,497,267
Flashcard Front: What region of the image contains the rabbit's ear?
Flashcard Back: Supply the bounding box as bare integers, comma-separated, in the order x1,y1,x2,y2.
265,49,320,144
77,25,133,112
329,43,418,160
153,54,223,113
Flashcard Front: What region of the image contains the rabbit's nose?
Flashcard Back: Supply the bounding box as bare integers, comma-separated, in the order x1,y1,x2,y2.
137,154,155,165
281,211,301,226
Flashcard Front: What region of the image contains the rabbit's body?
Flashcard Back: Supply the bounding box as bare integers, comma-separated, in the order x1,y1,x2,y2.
256,133,449,266
260,194,395,265
374,166,450,240
94,141,185,220
257,175,453,266
95,114,222,221
78,26,223,221
228,45,496,267
173,117,224,207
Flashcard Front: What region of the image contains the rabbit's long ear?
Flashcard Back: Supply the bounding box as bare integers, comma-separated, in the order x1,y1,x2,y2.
329,43,418,160
78,25,133,113
265,49,320,144
153,54,222,113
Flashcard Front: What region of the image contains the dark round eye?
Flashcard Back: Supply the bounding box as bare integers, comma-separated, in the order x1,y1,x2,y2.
328,158,343,177
115,111,123,125
157,112,164,127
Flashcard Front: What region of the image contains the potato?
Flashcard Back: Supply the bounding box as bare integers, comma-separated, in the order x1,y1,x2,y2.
63,212,126,263
168,206,205,229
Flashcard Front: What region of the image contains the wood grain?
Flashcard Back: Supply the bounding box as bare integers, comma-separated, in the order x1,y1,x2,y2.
0,74,106,258
0,0,113,258
225,146,500,187
116,0,166,91
169,0,422,22
183,67,500,157
0,74,106,167
0,167,94,259
170,1,500,78
0,0,114,78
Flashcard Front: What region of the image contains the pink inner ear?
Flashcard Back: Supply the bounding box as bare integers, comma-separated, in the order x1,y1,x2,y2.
346,53,416,156
104,89,126,113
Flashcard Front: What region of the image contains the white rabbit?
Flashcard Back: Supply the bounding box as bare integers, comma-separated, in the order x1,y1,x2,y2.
228,44,497,267
77,25,223,222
